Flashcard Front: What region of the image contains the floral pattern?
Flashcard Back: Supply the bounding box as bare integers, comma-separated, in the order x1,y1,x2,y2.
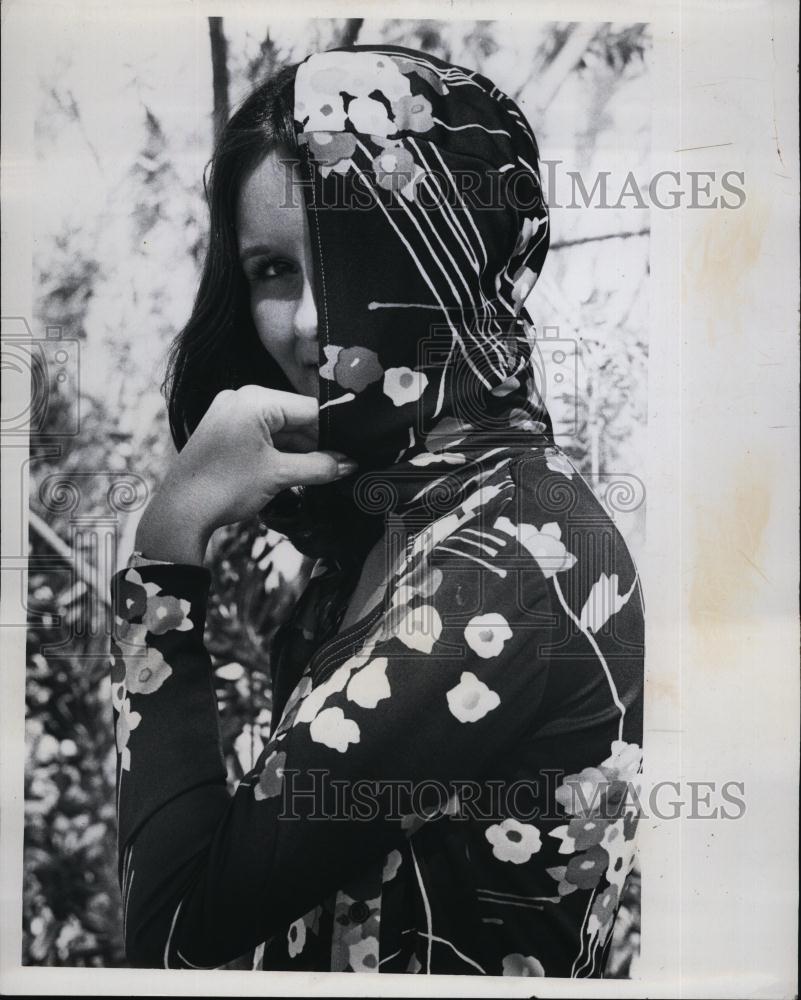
383,367,429,407
109,567,194,774
295,50,437,143
464,613,513,658
503,953,546,976
253,749,286,801
446,671,501,723
111,441,643,977
546,739,642,956
494,516,577,578
309,706,361,752
320,345,384,393
486,818,543,864
108,46,642,980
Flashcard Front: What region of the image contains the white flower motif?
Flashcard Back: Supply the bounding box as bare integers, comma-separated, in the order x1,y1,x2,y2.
346,657,391,709
296,52,411,121
485,818,542,864
383,367,428,406
142,596,193,635
287,916,307,958
309,707,360,752
298,98,348,133
382,848,403,883
600,740,643,782
320,344,342,380
464,613,513,659
116,698,141,772
294,667,351,725
495,516,577,579
594,819,638,898
348,935,379,972
446,671,500,723
554,766,609,817
347,96,394,137
502,952,545,976
396,605,442,654
579,573,634,633
545,446,576,479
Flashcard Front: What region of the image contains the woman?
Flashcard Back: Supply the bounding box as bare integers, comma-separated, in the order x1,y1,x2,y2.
109,44,644,977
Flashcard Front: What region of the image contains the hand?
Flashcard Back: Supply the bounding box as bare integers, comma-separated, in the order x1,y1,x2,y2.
135,385,356,565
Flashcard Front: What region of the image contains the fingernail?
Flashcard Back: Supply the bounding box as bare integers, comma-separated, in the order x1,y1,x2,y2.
337,459,358,477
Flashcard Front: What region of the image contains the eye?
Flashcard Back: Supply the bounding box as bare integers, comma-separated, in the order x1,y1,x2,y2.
244,257,297,284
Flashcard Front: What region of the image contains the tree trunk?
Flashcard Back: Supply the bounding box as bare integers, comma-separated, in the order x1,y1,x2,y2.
209,16,230,147
338,18,363,48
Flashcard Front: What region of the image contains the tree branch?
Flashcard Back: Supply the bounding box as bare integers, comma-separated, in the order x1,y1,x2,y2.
208,16,230,147
549,228,650,250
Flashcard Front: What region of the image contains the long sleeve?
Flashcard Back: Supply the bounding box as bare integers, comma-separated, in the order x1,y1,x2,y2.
108,451,643,972
109,476,548,967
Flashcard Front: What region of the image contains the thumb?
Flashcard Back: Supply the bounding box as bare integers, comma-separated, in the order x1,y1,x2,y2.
272,449,358,489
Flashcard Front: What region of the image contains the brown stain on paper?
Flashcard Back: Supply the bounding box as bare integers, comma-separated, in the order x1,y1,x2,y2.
684,191,770,346
688,451,773,666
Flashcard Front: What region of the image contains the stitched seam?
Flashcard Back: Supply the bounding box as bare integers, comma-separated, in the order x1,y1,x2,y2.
305,152,331,443
314,605,385,683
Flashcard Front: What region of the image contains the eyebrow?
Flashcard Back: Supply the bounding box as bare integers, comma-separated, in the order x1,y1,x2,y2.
239,243,272,262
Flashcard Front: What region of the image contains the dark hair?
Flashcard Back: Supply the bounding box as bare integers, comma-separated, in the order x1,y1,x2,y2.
163,63,300,451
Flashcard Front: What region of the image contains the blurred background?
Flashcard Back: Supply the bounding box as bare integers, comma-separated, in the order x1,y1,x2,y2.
22,16,649,972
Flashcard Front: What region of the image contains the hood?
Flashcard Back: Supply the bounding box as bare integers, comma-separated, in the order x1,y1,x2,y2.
260,44,552,563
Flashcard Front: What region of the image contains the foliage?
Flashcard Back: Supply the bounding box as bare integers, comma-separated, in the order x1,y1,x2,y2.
24,16,649,974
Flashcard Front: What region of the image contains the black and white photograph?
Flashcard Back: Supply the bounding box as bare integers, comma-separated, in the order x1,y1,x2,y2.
1,2,797,997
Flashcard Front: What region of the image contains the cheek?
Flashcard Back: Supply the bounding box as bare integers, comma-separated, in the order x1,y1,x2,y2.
251,297,296,361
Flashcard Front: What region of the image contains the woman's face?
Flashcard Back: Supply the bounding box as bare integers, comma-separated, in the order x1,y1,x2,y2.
237,150,319,400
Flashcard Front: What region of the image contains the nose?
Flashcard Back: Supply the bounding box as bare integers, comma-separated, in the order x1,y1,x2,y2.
294,274,318,342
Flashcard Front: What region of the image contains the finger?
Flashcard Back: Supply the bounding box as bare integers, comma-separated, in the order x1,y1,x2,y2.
237,385,319,434
271,425,319,453
272,449,357,488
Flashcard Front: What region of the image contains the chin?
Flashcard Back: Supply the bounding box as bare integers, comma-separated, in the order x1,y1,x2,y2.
297,368,319,399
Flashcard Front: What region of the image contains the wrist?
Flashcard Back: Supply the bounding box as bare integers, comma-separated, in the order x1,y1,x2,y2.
135,490,211,566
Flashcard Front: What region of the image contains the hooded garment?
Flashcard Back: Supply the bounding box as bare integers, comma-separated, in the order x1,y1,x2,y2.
108,45,644,978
